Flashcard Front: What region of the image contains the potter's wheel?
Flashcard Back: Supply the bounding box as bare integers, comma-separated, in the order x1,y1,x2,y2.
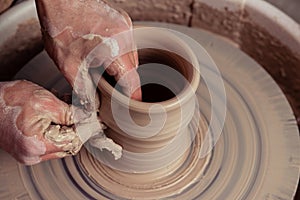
0,20,299,199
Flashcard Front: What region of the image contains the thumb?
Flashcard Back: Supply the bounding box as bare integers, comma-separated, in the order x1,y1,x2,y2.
45,95,74,126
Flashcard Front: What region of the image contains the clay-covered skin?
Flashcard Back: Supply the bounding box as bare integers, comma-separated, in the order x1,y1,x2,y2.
0,80,81,165
35,0,142,110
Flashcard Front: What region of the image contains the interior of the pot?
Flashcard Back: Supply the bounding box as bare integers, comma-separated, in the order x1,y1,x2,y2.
139,48,195,102
103,48,194,102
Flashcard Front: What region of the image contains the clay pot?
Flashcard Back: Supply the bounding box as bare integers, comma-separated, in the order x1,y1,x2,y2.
97,28,200,155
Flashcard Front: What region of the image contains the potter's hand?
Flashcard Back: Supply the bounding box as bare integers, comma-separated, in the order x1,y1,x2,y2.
0,81,82,165
35,0,142,111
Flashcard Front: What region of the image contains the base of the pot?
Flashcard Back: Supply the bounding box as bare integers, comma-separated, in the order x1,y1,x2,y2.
73,116,209,199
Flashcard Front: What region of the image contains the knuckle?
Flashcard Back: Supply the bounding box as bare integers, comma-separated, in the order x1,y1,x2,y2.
33,89,53,100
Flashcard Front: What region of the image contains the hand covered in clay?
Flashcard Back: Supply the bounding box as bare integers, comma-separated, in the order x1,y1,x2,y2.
0,80,82,165
35,0,142,110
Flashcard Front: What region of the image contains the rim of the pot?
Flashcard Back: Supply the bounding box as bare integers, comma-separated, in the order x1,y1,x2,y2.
99,28,200,113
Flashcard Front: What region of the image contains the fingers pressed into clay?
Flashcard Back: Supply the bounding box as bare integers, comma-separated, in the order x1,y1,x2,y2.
44,125,83,155
42,137,69,154
106,55,141,101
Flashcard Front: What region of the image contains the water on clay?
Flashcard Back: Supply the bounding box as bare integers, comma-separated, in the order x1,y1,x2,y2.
1,22,299,200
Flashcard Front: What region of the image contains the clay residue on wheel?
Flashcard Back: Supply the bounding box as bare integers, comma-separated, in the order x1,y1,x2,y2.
0,18,43,81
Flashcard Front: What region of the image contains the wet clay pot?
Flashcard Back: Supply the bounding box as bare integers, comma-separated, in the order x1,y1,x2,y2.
97,28,200,155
